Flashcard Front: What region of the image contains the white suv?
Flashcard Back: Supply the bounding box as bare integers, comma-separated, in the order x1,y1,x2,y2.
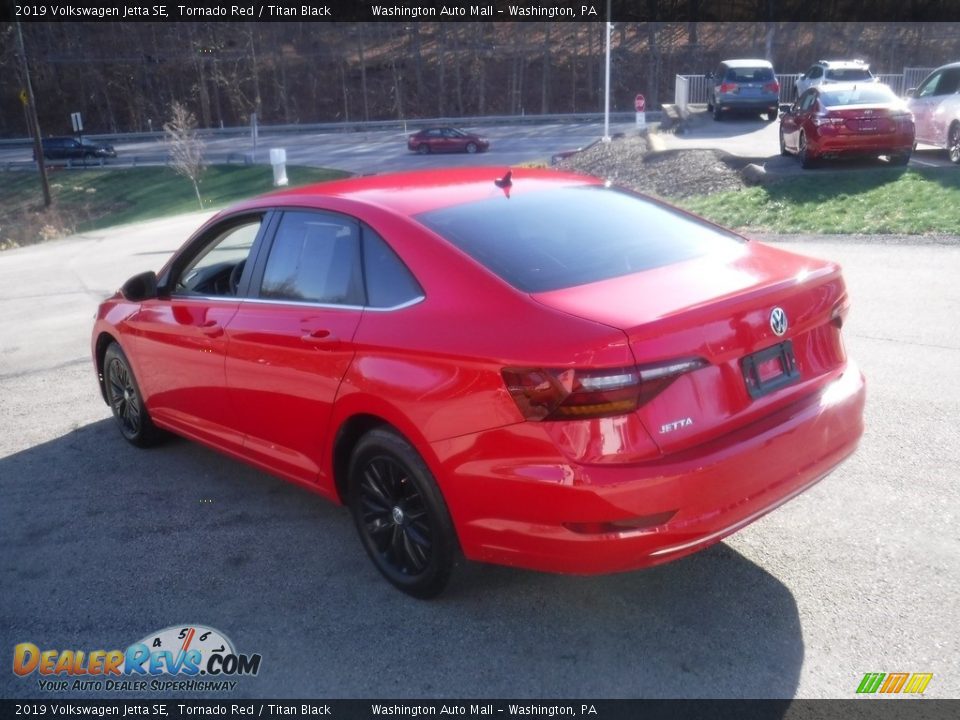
907,62,960,164
794,60,875,99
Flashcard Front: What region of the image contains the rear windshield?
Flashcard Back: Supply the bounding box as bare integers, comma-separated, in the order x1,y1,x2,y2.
825,68,873,81
416,186,744,293
725,67,775,82
821,84,898,106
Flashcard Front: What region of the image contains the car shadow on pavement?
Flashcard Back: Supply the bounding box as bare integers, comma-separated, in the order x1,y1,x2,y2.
1,419,802,701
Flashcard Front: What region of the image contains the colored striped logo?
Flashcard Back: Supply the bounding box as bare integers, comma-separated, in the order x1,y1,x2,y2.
857,672,933,694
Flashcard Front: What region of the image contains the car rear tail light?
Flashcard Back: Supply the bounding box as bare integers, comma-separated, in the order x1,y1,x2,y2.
502,358,707,421
763,81,780,94
719,82,738,94
812,114,845,127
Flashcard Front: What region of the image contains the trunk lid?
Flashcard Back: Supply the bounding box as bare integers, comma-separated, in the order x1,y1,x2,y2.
531,242,849,454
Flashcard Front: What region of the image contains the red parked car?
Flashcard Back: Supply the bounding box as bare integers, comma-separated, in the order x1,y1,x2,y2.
779,82,915,167
92,168,865,597
407,127,489,154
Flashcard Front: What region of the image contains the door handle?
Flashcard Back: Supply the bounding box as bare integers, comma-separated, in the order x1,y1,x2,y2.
199,320,223,337
301,328,341,347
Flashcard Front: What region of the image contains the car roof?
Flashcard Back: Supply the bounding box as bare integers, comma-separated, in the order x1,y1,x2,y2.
232,167,601,218
721,59,774,68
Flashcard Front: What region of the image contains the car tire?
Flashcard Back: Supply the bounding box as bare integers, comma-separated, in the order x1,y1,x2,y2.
103,342,164,448
417,144,430,155
766,108,778,122
948,123,960,165
712,104,722,121
707,99,714,113
798,132,817,169
889,152,911,166
465,142,478,154
779,127,789,156
348,428,458,599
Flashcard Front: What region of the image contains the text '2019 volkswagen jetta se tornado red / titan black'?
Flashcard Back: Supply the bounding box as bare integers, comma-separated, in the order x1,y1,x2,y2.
92,168,865,598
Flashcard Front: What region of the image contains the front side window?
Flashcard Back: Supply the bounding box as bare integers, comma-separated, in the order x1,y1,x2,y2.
916,71,943,98
259,211,363,305
937,68,960,95
174,218,261,297
799,91,817,111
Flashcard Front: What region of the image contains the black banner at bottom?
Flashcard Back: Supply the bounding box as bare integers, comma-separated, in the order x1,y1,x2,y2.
1,700,957,720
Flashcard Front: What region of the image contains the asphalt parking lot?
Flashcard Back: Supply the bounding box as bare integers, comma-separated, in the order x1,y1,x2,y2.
654,106,956,171
1,212,957,699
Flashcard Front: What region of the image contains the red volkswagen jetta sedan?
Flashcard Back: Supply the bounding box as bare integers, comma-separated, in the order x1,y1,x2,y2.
92,168,865,597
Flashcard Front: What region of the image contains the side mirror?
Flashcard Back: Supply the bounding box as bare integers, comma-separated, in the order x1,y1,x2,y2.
800,74,807,80
120,270,158,302
779,103,794,115
905,88,916,98
704,72,713,80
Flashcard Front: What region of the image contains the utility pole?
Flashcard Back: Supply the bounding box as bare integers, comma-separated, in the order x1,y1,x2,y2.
602,0,612,142
15,21,51,208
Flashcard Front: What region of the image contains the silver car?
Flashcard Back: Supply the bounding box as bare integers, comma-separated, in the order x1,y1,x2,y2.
794,60,875,99
706,59,780,122
907,62,960,164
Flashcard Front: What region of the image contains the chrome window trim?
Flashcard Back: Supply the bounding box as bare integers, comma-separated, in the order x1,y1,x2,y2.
164,294,425,313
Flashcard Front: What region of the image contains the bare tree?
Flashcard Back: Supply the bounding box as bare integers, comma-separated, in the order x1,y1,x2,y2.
164,102,206,210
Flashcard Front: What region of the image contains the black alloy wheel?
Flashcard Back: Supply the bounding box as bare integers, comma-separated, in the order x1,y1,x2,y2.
349,428,458,598
103,342,164,447
465,142,478,154
417,144,430,155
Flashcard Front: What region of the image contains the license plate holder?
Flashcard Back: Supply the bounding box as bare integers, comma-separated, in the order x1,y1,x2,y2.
742,341,800,399
859,120,877,132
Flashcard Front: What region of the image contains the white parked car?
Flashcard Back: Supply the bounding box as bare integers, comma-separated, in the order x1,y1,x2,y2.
907,62,960,164
795,60,875,99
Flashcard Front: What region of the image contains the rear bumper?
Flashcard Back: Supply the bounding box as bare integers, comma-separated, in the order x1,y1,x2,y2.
716,96,779,111
812,132,914,157
432,362,865,575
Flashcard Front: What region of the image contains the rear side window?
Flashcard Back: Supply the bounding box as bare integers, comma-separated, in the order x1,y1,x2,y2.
259,211,363,305
362,227,423,308
416,186,743,293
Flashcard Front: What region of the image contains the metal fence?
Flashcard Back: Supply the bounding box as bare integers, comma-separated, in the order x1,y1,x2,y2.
675,68,936,106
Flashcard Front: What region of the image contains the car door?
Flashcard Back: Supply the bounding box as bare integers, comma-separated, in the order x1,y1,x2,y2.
223,210,365,485
125,213,267,452
909,69,944,144
782,90,816,150
928,68,960,146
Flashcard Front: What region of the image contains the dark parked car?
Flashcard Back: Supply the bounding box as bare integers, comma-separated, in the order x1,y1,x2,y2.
707,59,781,121
407,127,489,154
37,136,117,161
780,82,915,168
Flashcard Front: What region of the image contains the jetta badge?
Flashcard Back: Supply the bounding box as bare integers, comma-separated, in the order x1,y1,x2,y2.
770,307,788,337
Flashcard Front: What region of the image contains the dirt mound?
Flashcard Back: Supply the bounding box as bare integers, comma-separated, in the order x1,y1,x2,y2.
556,133,749,199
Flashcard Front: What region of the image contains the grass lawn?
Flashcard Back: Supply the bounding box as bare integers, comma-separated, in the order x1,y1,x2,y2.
0,165,348,249
677,166,960,235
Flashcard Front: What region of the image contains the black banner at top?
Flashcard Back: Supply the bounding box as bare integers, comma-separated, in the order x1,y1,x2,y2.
4,0,960,23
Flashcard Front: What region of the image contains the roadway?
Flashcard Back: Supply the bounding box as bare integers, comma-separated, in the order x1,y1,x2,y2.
0,215,958,699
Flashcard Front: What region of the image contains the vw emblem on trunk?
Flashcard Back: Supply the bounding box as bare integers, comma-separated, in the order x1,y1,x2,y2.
770,307,788,337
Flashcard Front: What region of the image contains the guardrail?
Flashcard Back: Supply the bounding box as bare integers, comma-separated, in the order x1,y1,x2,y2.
0,111,654,149
675,68,935,106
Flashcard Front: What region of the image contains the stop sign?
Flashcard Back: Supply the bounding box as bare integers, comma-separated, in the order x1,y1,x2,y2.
634,94,646,112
